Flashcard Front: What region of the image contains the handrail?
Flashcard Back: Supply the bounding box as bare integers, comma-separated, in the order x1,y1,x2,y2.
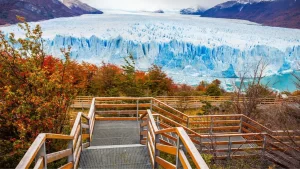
140,109,209,169
16,98,96,169
152,98,189,118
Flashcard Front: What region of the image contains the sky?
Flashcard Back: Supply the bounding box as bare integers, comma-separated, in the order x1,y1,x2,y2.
81,0,228,11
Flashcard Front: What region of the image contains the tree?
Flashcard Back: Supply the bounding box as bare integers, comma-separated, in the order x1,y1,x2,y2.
146,65,175,96
0,18,85,168
120,55,144,96
205,83,222,96
196,81,208,92
233,59,271,118
90,62,123,96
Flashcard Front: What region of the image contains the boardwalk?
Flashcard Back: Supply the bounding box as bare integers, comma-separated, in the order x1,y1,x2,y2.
17,97,299,169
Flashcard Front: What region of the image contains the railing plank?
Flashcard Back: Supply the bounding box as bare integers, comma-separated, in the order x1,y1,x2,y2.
147,110,159,132
47,148,72,163
33,157,44,169
70,112,82,136
147,142,154,166
95,97,153,101
95,117,137,121
176,128,209,169
58,162,73,169
73,125,81,146
179,150,192,169
74,135,82,159
155,128,177,134
82,134,90,140
155,156,176,169
189,120,240,125
16,134,46,169
95,103,150,108
192,126,240,131
159,139,173,146
46,134,73,140
153,105,187,124
152,98,188,118
81,123,89,129
156,143,177,155
74,146,82,169
148,132,155,154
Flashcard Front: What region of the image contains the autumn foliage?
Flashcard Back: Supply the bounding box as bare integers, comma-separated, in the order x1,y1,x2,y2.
0,21,87,167
0,20,225,168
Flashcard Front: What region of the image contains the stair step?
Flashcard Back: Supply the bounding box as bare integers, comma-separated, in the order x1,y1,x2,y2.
91,121,140,146
91,137,140,146
79,145,151,169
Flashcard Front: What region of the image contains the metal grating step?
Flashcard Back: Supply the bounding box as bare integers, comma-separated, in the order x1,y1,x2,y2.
91,121,140,146
79,145,151,169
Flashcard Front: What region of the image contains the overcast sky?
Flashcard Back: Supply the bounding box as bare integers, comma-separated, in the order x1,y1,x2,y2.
81,0,228,11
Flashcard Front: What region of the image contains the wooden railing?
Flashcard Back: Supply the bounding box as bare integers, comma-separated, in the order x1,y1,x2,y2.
17,96,300,168
71,95,299,110
156,96,299,107
140,110,209,169
16,98,96,169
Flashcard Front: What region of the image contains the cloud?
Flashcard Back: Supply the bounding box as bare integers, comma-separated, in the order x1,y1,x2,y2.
81,0,227,11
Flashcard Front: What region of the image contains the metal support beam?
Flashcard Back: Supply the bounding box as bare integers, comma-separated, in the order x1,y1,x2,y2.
176,138,183,169
35,142,47,169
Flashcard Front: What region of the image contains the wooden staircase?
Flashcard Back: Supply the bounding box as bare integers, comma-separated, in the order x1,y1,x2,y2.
16,97,300,169
79,120,151,169
16,97,209,169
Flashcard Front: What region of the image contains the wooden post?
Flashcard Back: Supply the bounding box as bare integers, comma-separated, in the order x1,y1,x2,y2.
239,116,243,133
146,115,150,148
262,135,266,156
227,136,232,160
186,117,190,128
137,100,139,121
35,142,47,169
176,138,183,169
80,118,83,152
210,117,214,134
154,133,160,169
140,122,144,143
199,137,203,153
156,116,160,129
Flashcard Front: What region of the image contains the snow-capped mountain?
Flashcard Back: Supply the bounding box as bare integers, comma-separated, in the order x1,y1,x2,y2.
180,6,206,15
62,0,103,14
0,0,76,25
0,0,103,25
153,10,164,13
202,0,300,29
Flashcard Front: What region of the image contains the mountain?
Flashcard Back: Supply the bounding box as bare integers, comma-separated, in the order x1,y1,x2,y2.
0,0,102,25
201,0,300,29
62,0,103,15
153,10,164,13
180,7,206,15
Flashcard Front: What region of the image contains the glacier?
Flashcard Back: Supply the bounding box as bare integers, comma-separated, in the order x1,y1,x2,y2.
1,10,300,91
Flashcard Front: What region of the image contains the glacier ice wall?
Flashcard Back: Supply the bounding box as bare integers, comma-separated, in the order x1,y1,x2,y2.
1,11,300,88
44,35,300,84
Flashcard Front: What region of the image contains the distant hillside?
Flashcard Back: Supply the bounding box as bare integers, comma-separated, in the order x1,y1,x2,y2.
201,0,300,29
0,0,102,25
180,7,206,15
63,0,103,15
